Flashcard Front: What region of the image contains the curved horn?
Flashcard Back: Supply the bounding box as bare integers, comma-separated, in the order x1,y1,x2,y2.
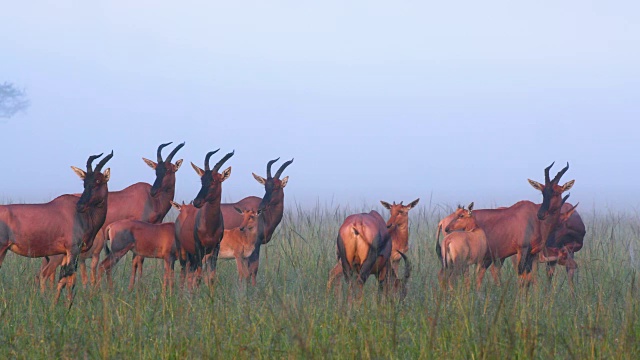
166,142,185,163
561,193,570,206
157,142,172,163
204,149,221,171
86,153,103,173
213,150,235,172
274,158,294,179
94,151,114,173
544,162,555,184
552,162,570,184
567,202,579,213
266,157,280,179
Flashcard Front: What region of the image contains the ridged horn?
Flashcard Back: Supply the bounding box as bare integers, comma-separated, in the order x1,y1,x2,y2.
94,151,114,173
544,162,555,184
204,149,221,171
266,158,280,179
274,158,294,178
552,162,570,185
213,150,235,172
166,142,185,163
157,142,172,163
86,153,103,173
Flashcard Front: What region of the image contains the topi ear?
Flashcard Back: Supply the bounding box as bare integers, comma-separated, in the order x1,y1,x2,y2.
191,162,205,177
71,166,86,180
170,201,182,210
253,173,266,185
234,206,243,214
281,176,289,188
103,168,111,182
221,167,232,182
380,201,392,210
142,158,157,170
173,159,183,171
562,180,575,192
528,179,544,191
407,198,420,209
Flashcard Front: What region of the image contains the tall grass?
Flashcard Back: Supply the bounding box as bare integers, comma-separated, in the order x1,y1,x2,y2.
0,202,638,359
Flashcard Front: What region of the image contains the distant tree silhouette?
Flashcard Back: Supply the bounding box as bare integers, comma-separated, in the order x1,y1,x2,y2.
0,82,30,118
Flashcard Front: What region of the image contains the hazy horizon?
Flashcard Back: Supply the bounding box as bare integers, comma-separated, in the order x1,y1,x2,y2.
2,1,639,211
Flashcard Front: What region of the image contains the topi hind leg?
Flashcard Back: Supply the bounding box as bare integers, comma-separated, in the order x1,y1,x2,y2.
162,257,174,295
129,255,143,290
89,252,101,285
0,244,10,272
78,258,90,286
40,259,59,293
562,253,578,289
489,259,503,286
136,257,145,281
327,262,343,295
546,261,558,282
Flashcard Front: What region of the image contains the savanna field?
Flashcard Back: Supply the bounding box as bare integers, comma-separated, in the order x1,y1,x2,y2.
0,202,638,359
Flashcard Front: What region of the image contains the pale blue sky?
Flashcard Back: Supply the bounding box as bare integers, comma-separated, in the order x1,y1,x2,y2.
1,1,639,209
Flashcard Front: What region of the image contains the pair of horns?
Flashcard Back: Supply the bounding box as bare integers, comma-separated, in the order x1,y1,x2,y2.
157,142,185,163
203,149,235,172
86,151,114,173
266,157,294,179
544,162,569,185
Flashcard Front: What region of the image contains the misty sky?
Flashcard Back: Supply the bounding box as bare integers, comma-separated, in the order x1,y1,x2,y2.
1,1,639,210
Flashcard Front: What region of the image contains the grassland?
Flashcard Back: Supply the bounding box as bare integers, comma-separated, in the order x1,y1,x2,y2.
0,202,638,359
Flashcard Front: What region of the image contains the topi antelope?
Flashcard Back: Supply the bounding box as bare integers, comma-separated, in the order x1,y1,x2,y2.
175,149,234,288
217,157,293,285
98,214,179,293
40,142,184,286
436,162,575,286
327,199,418,291
0,152,113,303
437,202,488,289
334,210,411,300
217,207,262,281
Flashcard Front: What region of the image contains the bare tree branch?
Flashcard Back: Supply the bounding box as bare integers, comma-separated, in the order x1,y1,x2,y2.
0,82,30,118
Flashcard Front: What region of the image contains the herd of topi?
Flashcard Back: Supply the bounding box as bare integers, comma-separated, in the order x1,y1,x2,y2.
0,143,586,303
326,160,585,298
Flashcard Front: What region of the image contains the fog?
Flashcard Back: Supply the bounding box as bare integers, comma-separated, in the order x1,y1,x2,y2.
2,1,639,210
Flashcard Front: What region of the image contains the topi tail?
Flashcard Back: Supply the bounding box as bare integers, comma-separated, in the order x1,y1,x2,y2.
104,226,112,255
